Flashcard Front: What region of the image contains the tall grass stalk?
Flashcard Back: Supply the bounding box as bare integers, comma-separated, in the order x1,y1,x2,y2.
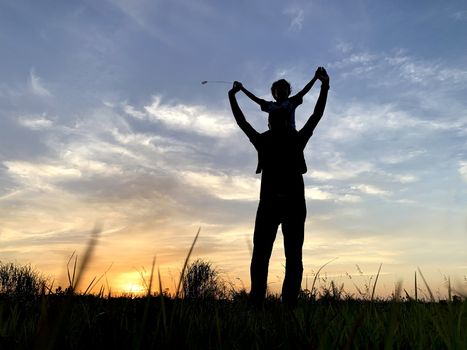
415,270,418,301
370,263,382,301
175,227,201,298
310,257,338,297
417,267,435,302
448,276,452,303
72,223,101,292
158,267,168,338
82,262,113,296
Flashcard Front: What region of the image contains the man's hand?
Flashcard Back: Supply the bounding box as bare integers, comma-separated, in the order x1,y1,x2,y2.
229,81,243,94
315,67,330,87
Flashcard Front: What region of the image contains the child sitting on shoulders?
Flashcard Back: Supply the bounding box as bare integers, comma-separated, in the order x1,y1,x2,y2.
236,70,319,129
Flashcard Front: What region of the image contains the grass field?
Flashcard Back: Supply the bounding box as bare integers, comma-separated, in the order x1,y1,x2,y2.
0,290,466,349
1,229,465,349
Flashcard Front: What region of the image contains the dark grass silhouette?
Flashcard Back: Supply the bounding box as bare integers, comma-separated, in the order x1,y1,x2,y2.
0,261,47,298
182,259,226,300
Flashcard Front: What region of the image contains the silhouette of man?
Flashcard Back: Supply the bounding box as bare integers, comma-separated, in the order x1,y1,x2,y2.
228,67,329,307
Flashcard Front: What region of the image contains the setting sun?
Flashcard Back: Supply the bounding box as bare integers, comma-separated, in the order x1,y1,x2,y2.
113,271,150,296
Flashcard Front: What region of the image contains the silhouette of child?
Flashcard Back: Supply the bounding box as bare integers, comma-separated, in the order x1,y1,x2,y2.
237,73,318,129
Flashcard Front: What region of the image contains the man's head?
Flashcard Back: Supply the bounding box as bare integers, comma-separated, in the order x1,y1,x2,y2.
271,79,291,102
268,108,289,132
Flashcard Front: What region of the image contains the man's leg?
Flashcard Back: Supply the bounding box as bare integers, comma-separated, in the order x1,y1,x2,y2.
281,197,306,306
249,199,280,307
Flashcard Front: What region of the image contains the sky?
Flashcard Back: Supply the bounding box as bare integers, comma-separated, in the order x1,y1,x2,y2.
1,0,467,298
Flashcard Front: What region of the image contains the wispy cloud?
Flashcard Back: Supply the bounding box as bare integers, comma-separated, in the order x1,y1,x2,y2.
181,171,260,201
3,161,81,190
306,152,375,181
459,161,467,182
331,48,467,89
306,186,361,203
352,184,390,196
29,69,52,97
379,150,426,165
451,10,467,21
336,41,353,54
141,96,236,137
385,53,467,86
18,114,54,130
284,7,305,32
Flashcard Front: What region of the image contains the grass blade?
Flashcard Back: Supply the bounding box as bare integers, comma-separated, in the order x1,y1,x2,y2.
72,224,101,293
175,227,201,298
371,263,382,301
415,271,418,301
417,267,435,302
147,256,156,297
310,257,338,297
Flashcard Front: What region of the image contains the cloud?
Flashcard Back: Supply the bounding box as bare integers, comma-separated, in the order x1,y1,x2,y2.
18,114,54,130
29,69,52,97
329,51,379,71
459,161,467,182
123,104,146,119
336,41,353,54
452,10,467,21
386,54,467,86
306,153,375,181
181,171,260,201
306,186,361,203
131,96,237,137
330,48,467,93
379,150,426,165
386,173,418,184
3,161,81,190
321,100,465,147
284,7,304,32
352,184,390,196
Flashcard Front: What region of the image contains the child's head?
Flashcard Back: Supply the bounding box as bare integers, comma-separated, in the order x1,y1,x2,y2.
271,79,291,101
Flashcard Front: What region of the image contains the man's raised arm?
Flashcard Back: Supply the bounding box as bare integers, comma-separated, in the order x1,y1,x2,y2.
229,81,259,140
300,67,330,143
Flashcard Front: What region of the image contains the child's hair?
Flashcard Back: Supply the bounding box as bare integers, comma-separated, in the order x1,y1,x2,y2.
271,79,291,100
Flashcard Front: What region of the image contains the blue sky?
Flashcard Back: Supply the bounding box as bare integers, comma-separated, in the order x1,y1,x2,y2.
1,0,466,297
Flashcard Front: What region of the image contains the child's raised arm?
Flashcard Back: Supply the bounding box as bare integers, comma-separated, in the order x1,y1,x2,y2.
293,72,318,99
238,83,267,107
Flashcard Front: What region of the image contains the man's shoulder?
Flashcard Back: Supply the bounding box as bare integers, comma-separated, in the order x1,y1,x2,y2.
261,130,273,138
247,129,269,146
263,129,299,141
